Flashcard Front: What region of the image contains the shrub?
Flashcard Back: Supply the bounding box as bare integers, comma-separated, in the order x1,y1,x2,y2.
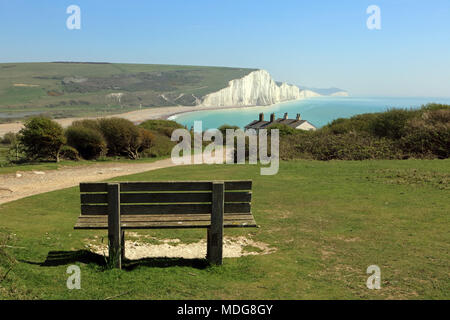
1,132,17,145
399,109,450,159
18,117,66,162
70,119,101,131
6,140,24,163
368,108,416,140
140,120,184,138
59,145,80,161
98,118,143,159
65,126,107,159
139,128,155,151
267,123,296,136
324,113,378,135
421,103,450,112
218,124,240,136
277,104,450,161
140,131,175,158
282,131,400,161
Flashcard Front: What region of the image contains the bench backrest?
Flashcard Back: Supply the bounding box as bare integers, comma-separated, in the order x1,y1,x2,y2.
79,181,252,216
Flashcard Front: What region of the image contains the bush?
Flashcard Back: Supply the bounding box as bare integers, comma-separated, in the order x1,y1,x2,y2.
140,131,175,158
1,132,17,145
279,104,450,161
368,108,416,140
70,119,101,131
218,124,240,136
281,131,401,161
18,117,66,162
6,140,24,163
65,126,107,159
267,123,296,136
59,145,80,161
140,120,184,138
324,113,378,135
139,128,155,150
98,118,143,159
399,109,450,159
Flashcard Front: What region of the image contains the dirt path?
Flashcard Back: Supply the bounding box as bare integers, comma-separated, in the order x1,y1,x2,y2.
0,158,179,205
0,148,231,205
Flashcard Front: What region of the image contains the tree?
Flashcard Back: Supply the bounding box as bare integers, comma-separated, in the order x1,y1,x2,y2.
98,118,143,159
18,117,66,162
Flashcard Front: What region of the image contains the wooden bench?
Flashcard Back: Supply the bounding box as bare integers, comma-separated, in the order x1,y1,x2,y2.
74,180,257,268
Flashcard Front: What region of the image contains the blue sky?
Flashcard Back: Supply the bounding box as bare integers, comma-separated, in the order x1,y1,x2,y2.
1,0,449,97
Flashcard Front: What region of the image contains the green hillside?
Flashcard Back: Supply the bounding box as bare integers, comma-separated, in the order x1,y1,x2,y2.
0,62,255,123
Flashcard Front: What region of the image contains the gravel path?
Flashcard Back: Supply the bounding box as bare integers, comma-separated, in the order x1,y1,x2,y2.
0,148,230,205
0,158,179,205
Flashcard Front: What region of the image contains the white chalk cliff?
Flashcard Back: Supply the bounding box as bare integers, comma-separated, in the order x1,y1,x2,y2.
198,69,319,107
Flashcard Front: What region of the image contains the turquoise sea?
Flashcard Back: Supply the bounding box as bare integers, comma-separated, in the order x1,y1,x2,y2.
170,96,450,130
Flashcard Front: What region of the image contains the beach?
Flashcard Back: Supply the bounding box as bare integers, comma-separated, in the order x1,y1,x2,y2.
0,104,251,136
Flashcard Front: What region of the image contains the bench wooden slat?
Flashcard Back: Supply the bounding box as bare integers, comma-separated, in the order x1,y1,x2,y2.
81,203,251,215
120,182,213,192
79,183,108,192
79,181,252,193
121,204,211,215
81,191,252,204
120,192,252,203
80,193,108,204
121,192,211,203
120,181,252,191
225,180,252,191
225,203,251,213
76,214,254,223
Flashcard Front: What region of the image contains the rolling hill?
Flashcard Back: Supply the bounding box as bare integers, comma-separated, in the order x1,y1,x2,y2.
0,62,256,123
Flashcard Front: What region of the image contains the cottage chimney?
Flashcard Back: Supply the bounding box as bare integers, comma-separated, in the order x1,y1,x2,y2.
270,113,275,122
283,112,288,120
296,113,301,120
259,113,264,122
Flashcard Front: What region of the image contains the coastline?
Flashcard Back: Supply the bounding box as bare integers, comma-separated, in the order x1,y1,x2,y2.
0,103,280,136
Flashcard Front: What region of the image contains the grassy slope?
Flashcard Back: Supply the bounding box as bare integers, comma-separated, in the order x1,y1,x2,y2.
0,63,255,122
0,160,449,299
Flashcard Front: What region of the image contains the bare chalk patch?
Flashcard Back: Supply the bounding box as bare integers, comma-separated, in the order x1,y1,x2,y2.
87,236,276,260
13,83,39,87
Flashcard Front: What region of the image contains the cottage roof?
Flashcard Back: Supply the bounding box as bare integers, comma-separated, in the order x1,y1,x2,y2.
244,117,315,130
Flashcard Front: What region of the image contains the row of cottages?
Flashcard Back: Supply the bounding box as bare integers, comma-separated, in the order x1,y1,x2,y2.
244,112,317,132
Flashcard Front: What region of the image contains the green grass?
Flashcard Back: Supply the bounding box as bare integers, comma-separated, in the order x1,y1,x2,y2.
0,62,256,122
0,160,449,299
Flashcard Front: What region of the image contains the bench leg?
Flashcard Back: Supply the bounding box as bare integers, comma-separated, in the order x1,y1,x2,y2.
206,229,210,261
207,182,224,265
108,183,121,269
121,230,125,262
